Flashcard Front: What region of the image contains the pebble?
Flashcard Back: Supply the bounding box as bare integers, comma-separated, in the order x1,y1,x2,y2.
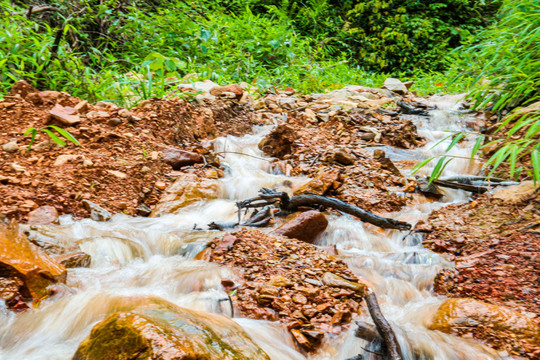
2,141,18,153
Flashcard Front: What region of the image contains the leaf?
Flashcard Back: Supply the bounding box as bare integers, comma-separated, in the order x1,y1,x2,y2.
25,128,37,152
429,156,450,183
269,40,280,49
532,149,540,185
47,125,80,146
410,156,437,175
471,134,485,159
41,129,66,146
445,132,465,152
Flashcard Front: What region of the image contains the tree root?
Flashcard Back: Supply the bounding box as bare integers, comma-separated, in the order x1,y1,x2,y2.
236,188,411,231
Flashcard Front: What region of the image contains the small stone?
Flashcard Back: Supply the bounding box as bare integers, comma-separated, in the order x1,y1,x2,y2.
321,272,365,295
95,101,117,109
267,275,294,288
162,148,203,170
49,104,81,126
155,181,167,190
253,99,266,110
271,211,328,244
54,154,83,166
136,205,152,217
82,200,112,221
85,111,110,120
53,252,91,268
107,170,127,179
150,151,160,160
382,78,408,95
118,108,130,118
108,118,122,126
74,100,89,114
11,163,25,172
333,150,355,165
27,206,59,225
141,166,151,173
83,159,93,167
2,141,19,153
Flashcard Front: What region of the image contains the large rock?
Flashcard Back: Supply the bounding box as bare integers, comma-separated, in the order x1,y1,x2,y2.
293,168,341,196
72,296,269,360
162,148,203,170
151,174,224,216
382,78,408,95
49,104,81,126
27,205,59,225
0,221,66,299
258,124,296,158
429,298,540,345
271,210,328,243
493,181,537,203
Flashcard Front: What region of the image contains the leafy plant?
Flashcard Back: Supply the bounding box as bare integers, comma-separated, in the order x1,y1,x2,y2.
23,125,80,151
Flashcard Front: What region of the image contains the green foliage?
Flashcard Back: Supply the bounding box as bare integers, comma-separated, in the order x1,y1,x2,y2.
23,125,80,151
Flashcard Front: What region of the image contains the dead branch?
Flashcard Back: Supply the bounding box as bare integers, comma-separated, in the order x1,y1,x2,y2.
237,189,411,231
12,6,61,16
365,291,403,360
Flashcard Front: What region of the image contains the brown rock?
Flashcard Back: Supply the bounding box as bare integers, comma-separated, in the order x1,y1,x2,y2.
27,206,59,225
27,91,66,106
49,104,81,126
294,168,341,196
429,298,540,347
493,181,536,203
210,84,244,99
321,272,365,295
53,252,91,268
271,210,328,243
162,148,203,170
72,296,269,360
373,149,402,177
333,150,355,165
151,174,223,216
8,80,37,98
0,221,66,299
258,124,296,158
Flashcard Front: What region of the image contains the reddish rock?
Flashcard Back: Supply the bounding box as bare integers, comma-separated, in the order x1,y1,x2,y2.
258,124,296,158
53,252,91,268
294,168,341,196
8,80,37,98
49,104,81,126
210,84,244,99
271,210,328,243
162,148,203,170
27,91,67,105
27,205,59,225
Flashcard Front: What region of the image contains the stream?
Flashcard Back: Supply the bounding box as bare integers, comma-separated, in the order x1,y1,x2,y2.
0,95,503,360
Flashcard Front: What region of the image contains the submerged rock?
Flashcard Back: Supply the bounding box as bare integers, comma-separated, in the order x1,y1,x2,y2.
0,221,66,299
72,296,269,360
151,173,223,216
271,210,328,243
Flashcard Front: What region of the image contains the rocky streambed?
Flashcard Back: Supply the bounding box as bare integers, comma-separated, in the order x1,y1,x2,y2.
0,79,539,359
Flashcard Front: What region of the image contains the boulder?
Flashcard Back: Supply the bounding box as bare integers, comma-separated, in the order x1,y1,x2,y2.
27,205,59,225
493,181,537,203
151,174,224,216
0,221,66,299
382,78,408,95
72,296,269,360
271,210,328,243
293,168,341,196
258,124,296,158
429,298,539,345
162,148,203,170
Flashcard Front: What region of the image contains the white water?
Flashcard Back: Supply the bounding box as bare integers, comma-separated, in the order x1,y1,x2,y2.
0,96,504,360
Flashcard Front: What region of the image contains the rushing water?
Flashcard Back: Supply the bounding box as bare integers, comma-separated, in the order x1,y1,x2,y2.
0,95,505,360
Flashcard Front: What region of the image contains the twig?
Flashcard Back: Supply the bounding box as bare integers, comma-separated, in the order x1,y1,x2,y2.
365,291,403,360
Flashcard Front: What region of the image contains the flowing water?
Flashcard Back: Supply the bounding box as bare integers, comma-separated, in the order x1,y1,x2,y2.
0,95,504,360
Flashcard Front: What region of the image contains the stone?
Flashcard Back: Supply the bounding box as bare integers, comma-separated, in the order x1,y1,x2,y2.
2,141,19,153
74,100,89,114
303,108,317,123
118,108,130,117
49,104,81,126
82,200,112,221
271,211,328,243
95,101,117,109
333,150,355,165
136,205,152,217
151,174,224,216
373,149,402,177
72,296,269,360
54,154,83,166
429,298,540,346
321,272,365,295
27,206,59,225
107,170,127,179
258,124,296,158
382,78,408,95
107,117,122,126
162,148,203,170
83,160,93,167
294,168,341,196
26,90,66,105
85,111,110,120
210,84,244,99
8,80,37,98
11,163,25,172
0,221,66,299
53,252,91,268
253,99,266,110
267,275,294,288
493,181,536,203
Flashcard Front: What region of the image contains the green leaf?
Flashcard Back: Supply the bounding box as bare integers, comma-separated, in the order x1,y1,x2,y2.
445,132,465,152
47,125,80,146
429,156,451,183
41,129,66,146
532,149,540,185
471,135,485,159
410,156,437,175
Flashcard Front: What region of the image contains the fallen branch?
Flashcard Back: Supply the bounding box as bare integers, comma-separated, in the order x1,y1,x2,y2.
237,189,411,231
365,291,403,360
12,6,61,16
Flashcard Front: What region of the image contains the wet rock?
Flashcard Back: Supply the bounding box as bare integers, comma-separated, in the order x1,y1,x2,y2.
0,221,66,299
382,78,408,95
293,168,341,196
2,141,19,153
333,150,355,165
258,124,296,158
82,200,112,221
493,181,537,203
136,205,152,216
271,210,328,243
48,104,81,126
162,148,203,170
151,174,223,216
321,272,365,295
27,206,59,225
53,252,91,268
429,298,540,347
373,149,402,177
72,296,269,360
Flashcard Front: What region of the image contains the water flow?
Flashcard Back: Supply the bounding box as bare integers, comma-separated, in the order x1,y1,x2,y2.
0,98,501,360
